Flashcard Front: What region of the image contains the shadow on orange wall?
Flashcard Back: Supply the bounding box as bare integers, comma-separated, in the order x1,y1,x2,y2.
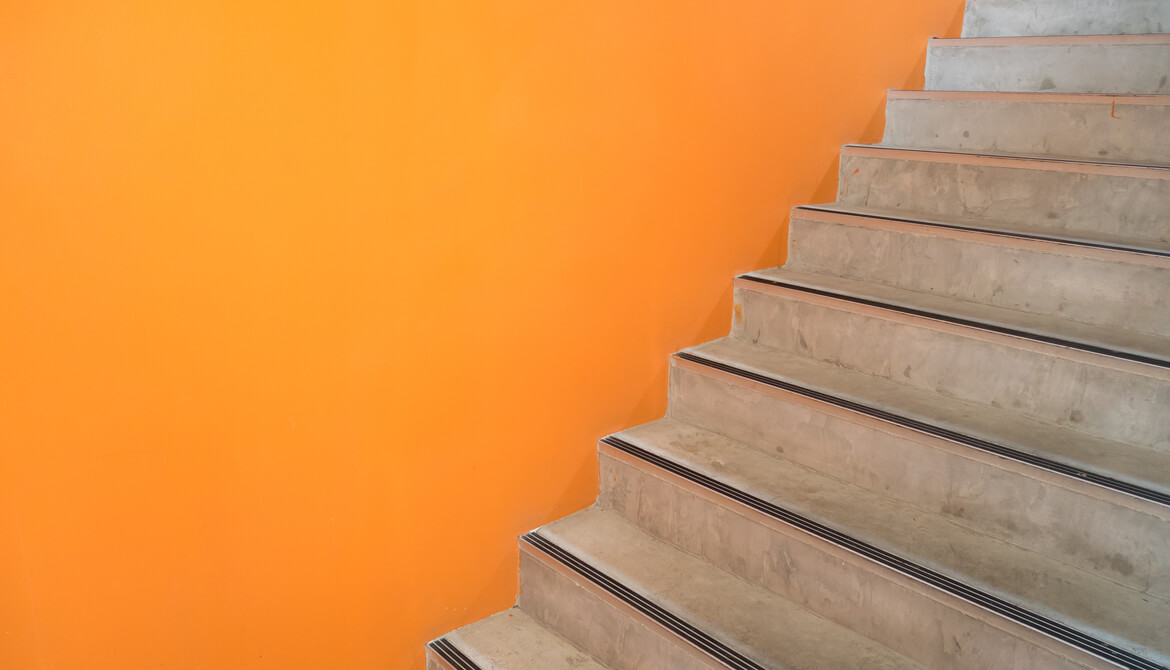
0,2,964,668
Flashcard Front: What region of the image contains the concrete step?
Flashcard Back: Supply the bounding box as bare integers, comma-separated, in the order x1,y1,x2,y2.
669,345,1170,591
837,146,1170,251
519,508,923,670
881,91,1170,166
926,35,1170,94
963,0,1170,38
428,610,608,670
783,208,1170,357
732,277,1170,450
674,333,1170,507
602,418,1170,666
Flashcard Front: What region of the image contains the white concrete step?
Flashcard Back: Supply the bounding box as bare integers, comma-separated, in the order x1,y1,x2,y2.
963,0,1170,38
519,508,923,670
882,91,1170,166
837,146,1170,251
926,35,1170,94
428,610,608,670
733,278,1170,450
783,208,1170,359
602,418,1170,666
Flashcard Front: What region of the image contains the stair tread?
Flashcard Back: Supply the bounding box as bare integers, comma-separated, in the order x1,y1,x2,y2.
614,417,1170,660
746,266,1170,364
685,336,1170,498
540,507,924,670
443,609,609,670
802,202,1170,256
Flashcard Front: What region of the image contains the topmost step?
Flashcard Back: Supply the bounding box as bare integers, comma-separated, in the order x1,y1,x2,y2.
964,0,1170,38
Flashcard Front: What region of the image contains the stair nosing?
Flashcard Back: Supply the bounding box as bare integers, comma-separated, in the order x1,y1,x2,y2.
842,144,1170,175
428,638,483,670
929,34,1170,47
673,351,1170,509
885,90,1170,105
601,434,1169,670
736,273,1170,369
794,204,1170,259
521,532,763,670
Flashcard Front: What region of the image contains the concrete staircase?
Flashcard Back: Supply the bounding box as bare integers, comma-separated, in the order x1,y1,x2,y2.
428,2,1170,668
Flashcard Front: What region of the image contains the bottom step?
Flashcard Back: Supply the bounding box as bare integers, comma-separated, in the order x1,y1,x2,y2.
428,609,607,670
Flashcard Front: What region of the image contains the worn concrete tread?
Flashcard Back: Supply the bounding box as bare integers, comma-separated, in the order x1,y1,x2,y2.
444,609,610,670
685,337,1170,498
745,266,1170,363
613,417,1170,661
541,508,923,670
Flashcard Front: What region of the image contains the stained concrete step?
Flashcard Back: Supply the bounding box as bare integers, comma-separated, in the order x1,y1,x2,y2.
733,277,1170,450
519,508,923,670
837,146,1170,251
783,209,1170,358
428,610,608,670
962,0,1170,38
926,35,1170,94
602,418,1170,666
882,91,1170,166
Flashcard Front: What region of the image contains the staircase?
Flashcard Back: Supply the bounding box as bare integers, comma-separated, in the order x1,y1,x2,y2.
428,2,1170,668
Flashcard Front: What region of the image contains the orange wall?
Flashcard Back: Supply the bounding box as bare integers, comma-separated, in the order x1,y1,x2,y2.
0,2,963,668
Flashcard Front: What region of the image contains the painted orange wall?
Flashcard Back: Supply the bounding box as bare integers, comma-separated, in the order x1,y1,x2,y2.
0,2,964,668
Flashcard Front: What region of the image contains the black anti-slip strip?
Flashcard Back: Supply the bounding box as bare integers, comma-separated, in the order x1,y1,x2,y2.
427,638,481,670
600,435,1168,670
795,205,1170,259
675,352,1170,509
521,533,765,670
739,274,1170,369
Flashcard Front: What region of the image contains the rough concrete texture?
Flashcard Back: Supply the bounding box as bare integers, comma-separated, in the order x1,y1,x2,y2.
442,610,608,670
604,420,1170,662
926,37,1170,94
963,0,1170,37
784,211,1170,345
667,357,1170,592
537,509,925,670
517,549,719,670
731,286,1170,449
596,456,1108,670
837,148,1170,249
882,92,1170,165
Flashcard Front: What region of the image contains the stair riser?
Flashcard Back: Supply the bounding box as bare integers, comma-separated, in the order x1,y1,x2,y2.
517,548,720,670
926,42,1170,94
598,450,1104,670
425,651,455,670
787,214,1170,337
734,285,1170,450
838,151,1170,248
882,95,1170,166
668,361,1170,596
963,0,1170,38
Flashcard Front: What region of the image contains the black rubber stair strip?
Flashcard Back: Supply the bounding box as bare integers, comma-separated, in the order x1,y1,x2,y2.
795,205,1170,259
427,638,483,670
600,435,1169,670
676,352,1170,508
521,533,766,670
738,273,1170,369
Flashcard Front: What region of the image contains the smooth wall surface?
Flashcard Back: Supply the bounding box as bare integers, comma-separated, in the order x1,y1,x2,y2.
0,2,963,668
